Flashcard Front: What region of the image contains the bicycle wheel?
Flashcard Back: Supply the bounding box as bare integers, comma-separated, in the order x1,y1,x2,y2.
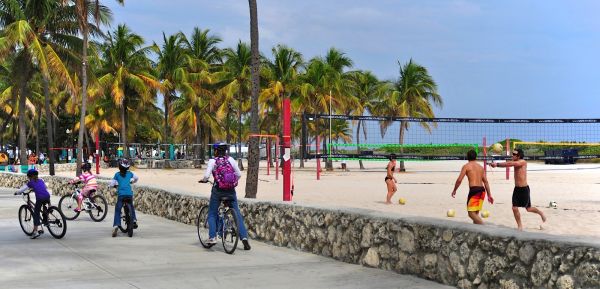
221,209,239,254
126,203,134,237
18,205,34,236
88,195,108,222
196,206,212,248
118,204,129,233
58,194,80,220
46,206,67,239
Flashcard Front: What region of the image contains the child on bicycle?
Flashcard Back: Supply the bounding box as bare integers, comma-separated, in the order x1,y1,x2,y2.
200,142,251,250
14,169,51,239
68,162,98,212
108,159,139,237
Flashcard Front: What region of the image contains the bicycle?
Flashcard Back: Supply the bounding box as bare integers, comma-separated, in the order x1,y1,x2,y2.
196,181,239,254
15,190,67,239
117,196,135,238
58,185,108,222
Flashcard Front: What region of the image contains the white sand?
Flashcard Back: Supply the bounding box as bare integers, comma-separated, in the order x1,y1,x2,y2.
58,159,600,238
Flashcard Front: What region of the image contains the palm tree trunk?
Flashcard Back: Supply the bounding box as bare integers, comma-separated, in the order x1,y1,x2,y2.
225,105,231,143
36,108,41,156
18,60,32,167
76,24,90,175
121,99,129,158
357,120,364,170
399,120,406,172
194,106,202,162
245,0,260,198
237,96,244,170
42,76,56,175
164,92,170,159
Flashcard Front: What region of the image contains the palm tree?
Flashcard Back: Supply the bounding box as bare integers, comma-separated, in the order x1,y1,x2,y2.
377,59,442,171
96,24,160,158
246,0,260,198
73,0,123,175
220,42,253,168
180,27,222,162
346,70,386,169
0,0,76,168
156,31,186,152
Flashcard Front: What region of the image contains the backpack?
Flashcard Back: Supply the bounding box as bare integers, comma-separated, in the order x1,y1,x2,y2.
213,157,238,190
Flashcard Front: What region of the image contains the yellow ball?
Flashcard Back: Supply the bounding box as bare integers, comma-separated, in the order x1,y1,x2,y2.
446,209,456,217
481,210,490,218
490,143,504,154
398,198,406,205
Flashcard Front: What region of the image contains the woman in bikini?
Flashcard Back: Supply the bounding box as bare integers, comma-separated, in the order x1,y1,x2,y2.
385,154,398,204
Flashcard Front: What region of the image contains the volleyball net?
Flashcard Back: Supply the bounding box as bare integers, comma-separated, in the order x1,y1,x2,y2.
302,114,600,162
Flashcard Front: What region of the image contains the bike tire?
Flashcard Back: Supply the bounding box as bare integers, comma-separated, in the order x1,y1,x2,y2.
126,203,134,238
196,206,212,248
18,205,34,236
46,206,67,239
221,209,239,254
88,195,108,222
118,204,129,233
58,195,80,220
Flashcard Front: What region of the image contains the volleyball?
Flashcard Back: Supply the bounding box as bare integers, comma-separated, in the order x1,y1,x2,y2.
490,143,504,154
481,210,490,218
549,201,558,208
446,209,456,217
398,198,406,205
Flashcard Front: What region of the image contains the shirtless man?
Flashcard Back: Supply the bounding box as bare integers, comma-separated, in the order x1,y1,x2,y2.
452,150,494,224
490,148,546,230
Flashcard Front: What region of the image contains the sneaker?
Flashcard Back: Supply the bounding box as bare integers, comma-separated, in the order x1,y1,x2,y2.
242,238,251,250
30,231,40,239
207,238,217,245
74,208,81,213
133,222,138,229
111,228,118,237
38,230,44,236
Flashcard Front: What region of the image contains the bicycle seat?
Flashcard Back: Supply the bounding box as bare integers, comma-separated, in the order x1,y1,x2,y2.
219,196,234,202
88,189,97,194
122,197,132,203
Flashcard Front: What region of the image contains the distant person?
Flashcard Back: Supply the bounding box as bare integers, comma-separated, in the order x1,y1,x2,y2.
451,150,494,224
28,153,38,169
38,153,45,164
384,154,398,204
200,142,251,250
491,148,546,230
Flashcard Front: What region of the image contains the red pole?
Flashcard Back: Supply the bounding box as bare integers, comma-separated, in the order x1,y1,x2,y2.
95,134,100,174
506,138,510,180
282,98,291,201
316,135,321,180
275,138,279,181
483,137,487,176
266,138,270,176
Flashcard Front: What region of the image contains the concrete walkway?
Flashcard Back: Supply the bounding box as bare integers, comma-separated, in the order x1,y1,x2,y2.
0,188,453,289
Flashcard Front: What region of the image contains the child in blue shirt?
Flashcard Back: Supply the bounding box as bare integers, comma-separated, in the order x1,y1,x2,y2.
108,159,139,237
15,169,51,239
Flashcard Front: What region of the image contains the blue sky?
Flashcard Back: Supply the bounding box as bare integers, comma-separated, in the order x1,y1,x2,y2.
105,0,600,119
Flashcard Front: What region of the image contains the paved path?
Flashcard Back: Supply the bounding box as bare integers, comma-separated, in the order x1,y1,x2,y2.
0,188,453,289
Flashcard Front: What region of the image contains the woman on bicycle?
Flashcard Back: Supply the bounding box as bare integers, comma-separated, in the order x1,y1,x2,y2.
15,169,51,239
69,162,98,212
385,154,398,204
200,142,251,250
109,159,139,237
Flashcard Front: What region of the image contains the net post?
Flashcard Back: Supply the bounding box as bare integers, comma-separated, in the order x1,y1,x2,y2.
483,137,487,176
316,136,321,180
283,97,291,201
506,138,510,180
266,138,270,176
95,134,100,174
275,137,279,181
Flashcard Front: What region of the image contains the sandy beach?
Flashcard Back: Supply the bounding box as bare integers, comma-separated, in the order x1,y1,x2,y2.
58,159,600,238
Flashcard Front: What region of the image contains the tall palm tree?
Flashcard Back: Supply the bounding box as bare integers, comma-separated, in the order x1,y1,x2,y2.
73,0,123,175
221,41,251,169
376,59,442,171
0,0,76,168
246,0,260,198
180,27,222,162
346,70,386,169
96,24,160,158
156,31,186,151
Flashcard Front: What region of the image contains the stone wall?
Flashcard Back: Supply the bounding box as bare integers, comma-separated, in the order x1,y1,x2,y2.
1,173,598,289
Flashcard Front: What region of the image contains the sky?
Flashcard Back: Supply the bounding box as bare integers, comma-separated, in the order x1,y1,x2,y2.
105,0,600,119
